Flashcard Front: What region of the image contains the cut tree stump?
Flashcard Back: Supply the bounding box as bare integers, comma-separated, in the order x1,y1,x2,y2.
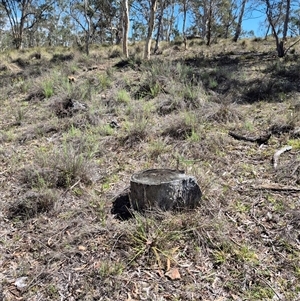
129,169,202,212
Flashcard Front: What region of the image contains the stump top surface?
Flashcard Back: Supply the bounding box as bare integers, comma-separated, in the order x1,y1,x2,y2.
131,169,188,185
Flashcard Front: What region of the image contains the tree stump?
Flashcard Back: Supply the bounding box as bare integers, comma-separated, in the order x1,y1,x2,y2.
129,169,202,212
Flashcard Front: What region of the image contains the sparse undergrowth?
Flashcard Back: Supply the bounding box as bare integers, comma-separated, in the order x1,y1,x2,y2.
1,39,300,300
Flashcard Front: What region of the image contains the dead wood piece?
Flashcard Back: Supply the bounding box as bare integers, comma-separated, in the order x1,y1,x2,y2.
269,124,294,136
272,146,292,169
253,184,300,192
228,131,271,145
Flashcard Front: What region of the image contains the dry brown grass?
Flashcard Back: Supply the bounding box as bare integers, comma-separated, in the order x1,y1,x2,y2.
1,38,300,300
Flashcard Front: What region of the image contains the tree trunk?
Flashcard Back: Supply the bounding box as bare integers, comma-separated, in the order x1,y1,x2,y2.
154,0,164,53
122,0,129,58
165,0,175,42
264,23,270,40
84,0,90,55
85,33,90,56
206,1,212,46
182,0,187,35
265,0,285,57
15,8,26,49
144,0,157,60
277,40,285,57
130,169,202,211
283,0,291,40
182,0,187,49
233,0,247,42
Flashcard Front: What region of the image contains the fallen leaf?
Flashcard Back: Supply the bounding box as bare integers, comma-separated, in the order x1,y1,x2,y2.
78,245,87,251
165,267,181,280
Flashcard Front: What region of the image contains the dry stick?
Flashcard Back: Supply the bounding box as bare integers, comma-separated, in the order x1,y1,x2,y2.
253,184,300,192
272,146,292,169
228,131,271,145
60,179,81,197
291,163,300,176
254,269,282,300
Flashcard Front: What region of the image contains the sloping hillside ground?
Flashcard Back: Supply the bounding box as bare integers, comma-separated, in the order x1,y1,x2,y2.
1,38,300,300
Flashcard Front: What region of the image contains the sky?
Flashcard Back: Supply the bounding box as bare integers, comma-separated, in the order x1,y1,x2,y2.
242,4,267,37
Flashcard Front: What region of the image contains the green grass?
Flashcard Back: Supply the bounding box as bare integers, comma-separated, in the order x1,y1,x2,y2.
116,89,131,104
42,79,54,98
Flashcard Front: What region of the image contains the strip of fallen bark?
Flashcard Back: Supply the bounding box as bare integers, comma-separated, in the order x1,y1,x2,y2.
272,146,292,169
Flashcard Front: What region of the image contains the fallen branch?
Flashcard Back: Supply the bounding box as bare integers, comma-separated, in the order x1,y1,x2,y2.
272,146,292,169
285,37,300,55
253,183,300,192
228,131,271,145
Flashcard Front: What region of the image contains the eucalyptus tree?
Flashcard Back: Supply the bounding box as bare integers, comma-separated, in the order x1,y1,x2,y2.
180,0,193,36
122,0,130,57
42,1,72,47
154,0,176,52
25,1,67,47
0,5,9,49
144,0,158,59
0,4,7,27
70,0,117,55
0,0,55,49
233,0,247,41
263,0,291,56
162,0,177,42
290,8,300,35
190,0,239,45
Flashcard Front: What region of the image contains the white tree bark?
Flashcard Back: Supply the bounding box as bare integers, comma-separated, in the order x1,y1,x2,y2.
122,0,130,58
144,0,157,60
233,0,247,42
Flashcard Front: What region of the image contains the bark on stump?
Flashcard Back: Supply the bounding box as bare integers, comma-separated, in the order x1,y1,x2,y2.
129,169,202,212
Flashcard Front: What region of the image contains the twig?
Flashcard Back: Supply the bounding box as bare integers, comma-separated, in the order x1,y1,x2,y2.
272,146,292,169
229,237,242,248
60,179,81,196
254,269,282,300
